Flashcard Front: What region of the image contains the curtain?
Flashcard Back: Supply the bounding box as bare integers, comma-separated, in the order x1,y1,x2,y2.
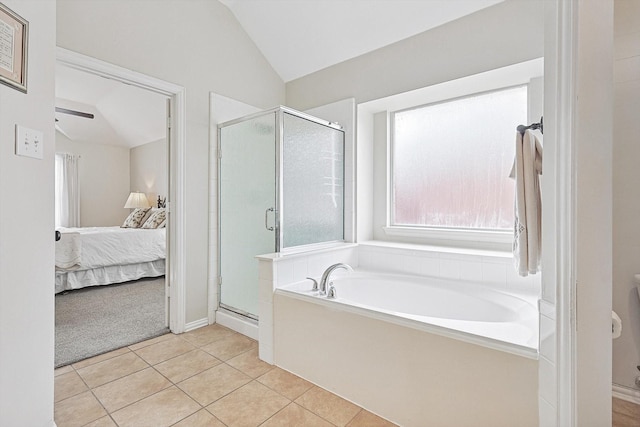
55,153,80,228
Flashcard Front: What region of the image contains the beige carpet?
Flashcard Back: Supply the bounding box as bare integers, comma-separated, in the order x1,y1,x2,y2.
55,276,169,368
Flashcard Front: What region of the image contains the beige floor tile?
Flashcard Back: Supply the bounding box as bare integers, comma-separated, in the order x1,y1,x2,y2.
613,398,640,427
346,409,398,427
93,367,172,412
260,402,334,427
173,409,227,427
55,365,73,377
154,349,221,383
206,381,290,427
226,347,274,378
72,347,131,370
182,323,237,347
295,386,361,427
257,367,313,400
76,351,148,388
110,386,200,427
201,333,257,361
84,416,117,427
614,411,640,427
613,397,640,419
177,363,251,406
134,335,196,365
128,332,173,351
54,390,107,427
55,371,89,403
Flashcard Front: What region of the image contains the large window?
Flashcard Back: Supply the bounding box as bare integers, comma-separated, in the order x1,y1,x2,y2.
391,85,527,232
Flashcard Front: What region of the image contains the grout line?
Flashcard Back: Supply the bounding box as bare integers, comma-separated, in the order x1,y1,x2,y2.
344,408,363,427
256,401,294,426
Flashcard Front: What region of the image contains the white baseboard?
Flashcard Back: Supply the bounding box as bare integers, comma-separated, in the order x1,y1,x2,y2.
613,383,640,405
216,309,259,340
184,318,210,332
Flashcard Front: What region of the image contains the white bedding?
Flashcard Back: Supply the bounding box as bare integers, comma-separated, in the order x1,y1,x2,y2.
56,226,166,271
55,259,165,294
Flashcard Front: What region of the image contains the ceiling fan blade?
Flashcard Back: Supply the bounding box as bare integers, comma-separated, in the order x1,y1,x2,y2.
55,107,94,119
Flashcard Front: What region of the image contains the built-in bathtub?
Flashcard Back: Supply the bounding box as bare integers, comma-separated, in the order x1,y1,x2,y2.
273,269,539,427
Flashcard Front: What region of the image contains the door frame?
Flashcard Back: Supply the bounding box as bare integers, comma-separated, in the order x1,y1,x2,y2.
56,47,187,333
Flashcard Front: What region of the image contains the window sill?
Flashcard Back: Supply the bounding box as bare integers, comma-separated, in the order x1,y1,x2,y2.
382,226,512,251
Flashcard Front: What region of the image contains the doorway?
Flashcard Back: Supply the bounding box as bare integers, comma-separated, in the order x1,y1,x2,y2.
54,47,187,365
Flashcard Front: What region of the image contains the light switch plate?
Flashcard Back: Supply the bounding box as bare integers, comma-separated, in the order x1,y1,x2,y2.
15,125,44,159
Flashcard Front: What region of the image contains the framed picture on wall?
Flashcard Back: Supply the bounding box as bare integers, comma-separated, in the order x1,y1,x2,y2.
0,3,27,93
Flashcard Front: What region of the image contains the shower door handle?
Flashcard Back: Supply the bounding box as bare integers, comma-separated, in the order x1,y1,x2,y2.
264,207,275,231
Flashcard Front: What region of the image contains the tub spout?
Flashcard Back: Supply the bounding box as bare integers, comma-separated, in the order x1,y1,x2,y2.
319,263,352,296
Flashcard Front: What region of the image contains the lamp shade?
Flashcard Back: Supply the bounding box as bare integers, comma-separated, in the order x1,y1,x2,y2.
124,192,150,209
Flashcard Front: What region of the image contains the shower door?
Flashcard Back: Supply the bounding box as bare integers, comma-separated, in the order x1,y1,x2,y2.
218,107,344,320
219,112,277,319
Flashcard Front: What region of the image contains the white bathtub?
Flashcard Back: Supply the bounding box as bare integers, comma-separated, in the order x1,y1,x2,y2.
273,270,539,426
278,270,538,357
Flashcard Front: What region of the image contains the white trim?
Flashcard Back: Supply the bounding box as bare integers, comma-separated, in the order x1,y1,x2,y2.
216,308,259,340
383,226,511,246
613,384,640,405
184,318,210,333
56,47,187,334
553,0,577,425
168,87,187,334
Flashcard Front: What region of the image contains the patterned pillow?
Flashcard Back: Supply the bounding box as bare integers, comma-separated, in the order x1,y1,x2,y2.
141,209,166,229
121,207,151,228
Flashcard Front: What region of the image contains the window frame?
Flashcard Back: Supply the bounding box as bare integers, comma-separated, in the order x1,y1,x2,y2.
385,84,530,248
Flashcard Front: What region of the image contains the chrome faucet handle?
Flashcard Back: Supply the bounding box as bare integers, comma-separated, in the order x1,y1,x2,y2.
306,277,318,292
327,283,337,299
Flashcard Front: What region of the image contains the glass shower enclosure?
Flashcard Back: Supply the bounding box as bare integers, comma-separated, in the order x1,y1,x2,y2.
218,107,345,319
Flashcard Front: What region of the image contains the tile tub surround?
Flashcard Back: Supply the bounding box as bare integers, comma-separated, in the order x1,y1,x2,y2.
54,324,397,427
258,241,541,364
256,241,541,426
257,243,359,364
357,241,541,297
274,293,539,427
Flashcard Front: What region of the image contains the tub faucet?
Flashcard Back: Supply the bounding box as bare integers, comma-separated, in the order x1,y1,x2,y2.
319,263,353,296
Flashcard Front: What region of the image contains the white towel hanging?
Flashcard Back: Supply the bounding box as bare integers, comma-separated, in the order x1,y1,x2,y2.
510,129,543,276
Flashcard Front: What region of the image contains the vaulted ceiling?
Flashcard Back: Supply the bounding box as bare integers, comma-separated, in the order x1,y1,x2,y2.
219,0,503,82
55,64,167,149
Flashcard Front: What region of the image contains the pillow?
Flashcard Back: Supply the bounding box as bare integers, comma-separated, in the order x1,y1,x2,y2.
141,208,166,229
121,207,151,228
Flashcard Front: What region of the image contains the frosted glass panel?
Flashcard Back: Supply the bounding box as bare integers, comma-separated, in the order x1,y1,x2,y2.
392,86,527,230
219,113,276,317
282,113,344,248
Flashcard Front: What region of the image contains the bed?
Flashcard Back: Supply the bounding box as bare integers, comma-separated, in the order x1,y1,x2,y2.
55,216,167,294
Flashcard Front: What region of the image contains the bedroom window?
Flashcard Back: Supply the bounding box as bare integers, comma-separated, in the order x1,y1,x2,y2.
55,153,80,228
389,85,527,235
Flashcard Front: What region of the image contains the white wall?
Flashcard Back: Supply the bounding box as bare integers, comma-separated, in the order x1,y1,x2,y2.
613,0,640,394
130,138,167,207
286,0,543,110
0,1,56,425
574,1,614,424
57,0,285,324
56,132,131,226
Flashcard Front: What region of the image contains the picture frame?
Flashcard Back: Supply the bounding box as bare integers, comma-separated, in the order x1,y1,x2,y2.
0,3,27,93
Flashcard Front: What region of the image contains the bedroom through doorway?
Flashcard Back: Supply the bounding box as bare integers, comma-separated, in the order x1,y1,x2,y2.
53,59,172,367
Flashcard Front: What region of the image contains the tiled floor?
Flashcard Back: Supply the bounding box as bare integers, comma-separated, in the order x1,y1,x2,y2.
54,324,397,427
613,397,640,427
